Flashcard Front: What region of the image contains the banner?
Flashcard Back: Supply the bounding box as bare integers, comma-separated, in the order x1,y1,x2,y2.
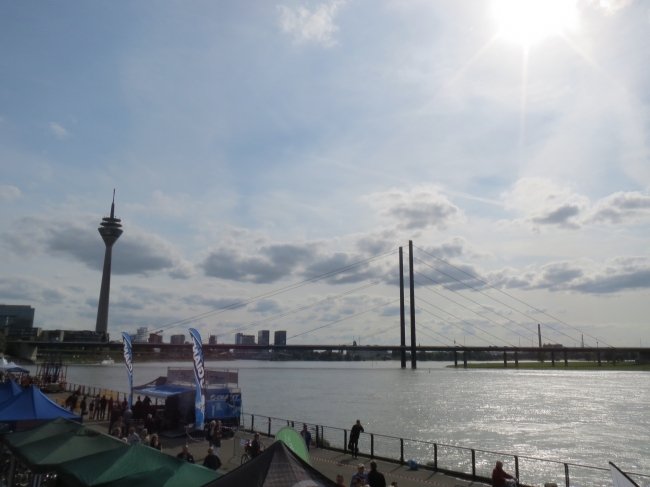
275,427,311,464
120,332,133,408
188,328,206,428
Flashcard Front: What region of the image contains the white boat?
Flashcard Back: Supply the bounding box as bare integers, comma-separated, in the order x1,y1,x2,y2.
99,357,115,365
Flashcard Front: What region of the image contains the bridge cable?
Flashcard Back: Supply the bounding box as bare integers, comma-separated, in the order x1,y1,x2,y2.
414,321,458,347
412,246,612,348
214,275,395,338
149,248,398,334
414,272,552,343
288,299,399,340
414,298,508,347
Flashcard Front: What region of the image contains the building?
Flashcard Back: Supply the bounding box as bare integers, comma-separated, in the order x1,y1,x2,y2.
61,330,104,343
0,305,35,329
170,334,186,345
235,333,255,345
209,335,217,345
258,330,270,346
274,330,287,346
148,333,163,344
132,327,148,343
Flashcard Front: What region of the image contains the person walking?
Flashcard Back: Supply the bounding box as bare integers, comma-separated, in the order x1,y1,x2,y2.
349,420,364,459
300,424,312,451
367,460,386,487
207,421,223,456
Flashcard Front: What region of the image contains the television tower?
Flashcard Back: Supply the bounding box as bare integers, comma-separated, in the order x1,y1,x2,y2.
95,190,123,338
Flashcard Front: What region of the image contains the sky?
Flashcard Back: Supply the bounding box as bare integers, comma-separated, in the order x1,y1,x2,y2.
1,0,649,348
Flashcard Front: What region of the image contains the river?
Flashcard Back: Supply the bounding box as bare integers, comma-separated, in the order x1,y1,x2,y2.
26,360,649,486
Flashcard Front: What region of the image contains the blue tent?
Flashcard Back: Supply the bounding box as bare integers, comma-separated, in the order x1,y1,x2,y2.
0,385,80,432
0,380,22,405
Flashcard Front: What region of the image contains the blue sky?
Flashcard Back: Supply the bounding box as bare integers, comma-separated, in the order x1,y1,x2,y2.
1,0,649,347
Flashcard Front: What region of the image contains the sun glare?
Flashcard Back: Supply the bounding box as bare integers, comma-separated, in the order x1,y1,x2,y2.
492,0,579,46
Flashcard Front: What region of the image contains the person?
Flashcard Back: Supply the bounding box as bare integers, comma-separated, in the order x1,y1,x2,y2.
88,399,94,420
149,434,162,451
111,427,121,439
176,445,195,463
211,421,223,455
100,395,108,420
143,395,152,417
367,460,386,487
121,398,128,412
250,433,262,459
350,464,369,487
93,395,101,419
126,427,141,445
335,474,346,486
123,407,133,432
112,416,125,437
203,447,221,470
492,460,515,487
107,397,114,418
134,396,143,423
141,428,151,446
349,420,364,459
80,396,87,418
145,414,157,435
300,424,312,451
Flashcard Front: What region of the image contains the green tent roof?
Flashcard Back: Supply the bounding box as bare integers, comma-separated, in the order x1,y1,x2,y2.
1,418,221,487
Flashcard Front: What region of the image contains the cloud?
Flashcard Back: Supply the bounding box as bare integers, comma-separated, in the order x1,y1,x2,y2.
586,191,650,225
365,186,465,231
0,185,21,202
2,215,192,278
501,178,650,231
278,0,345,47
594,0,635,13
489,256,650,295
248,299,283,315
200,240,391,285
0,276,68,304
49,122,70,139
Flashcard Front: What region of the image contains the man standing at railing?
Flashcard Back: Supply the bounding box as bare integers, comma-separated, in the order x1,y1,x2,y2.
300,424,312,451
492,460,515,487
349,419,364,459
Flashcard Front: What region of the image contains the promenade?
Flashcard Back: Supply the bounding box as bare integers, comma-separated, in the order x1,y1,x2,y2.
81,417,488,487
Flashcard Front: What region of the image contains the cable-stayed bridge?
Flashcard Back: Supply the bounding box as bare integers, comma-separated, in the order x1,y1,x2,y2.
13,240,648,366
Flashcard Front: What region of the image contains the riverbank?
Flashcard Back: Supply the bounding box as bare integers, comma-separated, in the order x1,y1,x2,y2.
447,361,650,370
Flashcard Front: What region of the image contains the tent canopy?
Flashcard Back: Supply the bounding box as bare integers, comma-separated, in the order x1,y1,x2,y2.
0,380,22,404
0,361,30,374
0,385,81,422
204,441,336,487
2,418,222,487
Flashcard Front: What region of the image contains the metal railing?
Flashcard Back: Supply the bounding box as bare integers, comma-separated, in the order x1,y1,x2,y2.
242,413,650,487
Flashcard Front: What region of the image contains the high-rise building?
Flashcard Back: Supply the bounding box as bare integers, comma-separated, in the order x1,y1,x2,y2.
235,333,255,345
148,333,163,344
170,334,186,345
258,330,270,346
95,191,123,339
209,335,217,345
274,330,287,346
133,327,148,343
0,304,35,329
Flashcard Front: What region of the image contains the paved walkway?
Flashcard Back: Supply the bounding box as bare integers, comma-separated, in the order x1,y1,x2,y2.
81,417,488,487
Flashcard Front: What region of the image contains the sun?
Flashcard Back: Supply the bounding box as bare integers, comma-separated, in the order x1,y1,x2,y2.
492,0,579,46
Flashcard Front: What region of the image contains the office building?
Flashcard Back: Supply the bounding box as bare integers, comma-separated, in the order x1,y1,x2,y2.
209,335,217,345
258,330,270,346
132,327,148,343
274,330,287,346
170,334,186,345
235,333,255,345
148,333,163,344
0,305,35,329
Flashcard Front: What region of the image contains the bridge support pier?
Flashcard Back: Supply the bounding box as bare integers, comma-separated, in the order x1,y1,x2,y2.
463,352,468,368
551,351,555,366
454,350,458,368
514,350,519,368
598,351,602,366
408,240,417,370
503,351,507,367
564,350,568,367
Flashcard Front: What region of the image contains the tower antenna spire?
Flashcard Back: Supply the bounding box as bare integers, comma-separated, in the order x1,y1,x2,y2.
110,189,115,219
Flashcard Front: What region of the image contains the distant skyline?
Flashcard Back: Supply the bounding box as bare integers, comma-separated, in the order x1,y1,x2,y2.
1,1,648,346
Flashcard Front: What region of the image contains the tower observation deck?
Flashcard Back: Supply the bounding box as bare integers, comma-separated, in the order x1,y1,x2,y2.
95,190,123,337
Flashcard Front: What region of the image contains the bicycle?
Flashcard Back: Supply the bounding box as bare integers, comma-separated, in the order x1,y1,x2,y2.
240,440,265,465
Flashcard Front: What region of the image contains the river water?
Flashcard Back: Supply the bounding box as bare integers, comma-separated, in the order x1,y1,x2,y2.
26,360,649,486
